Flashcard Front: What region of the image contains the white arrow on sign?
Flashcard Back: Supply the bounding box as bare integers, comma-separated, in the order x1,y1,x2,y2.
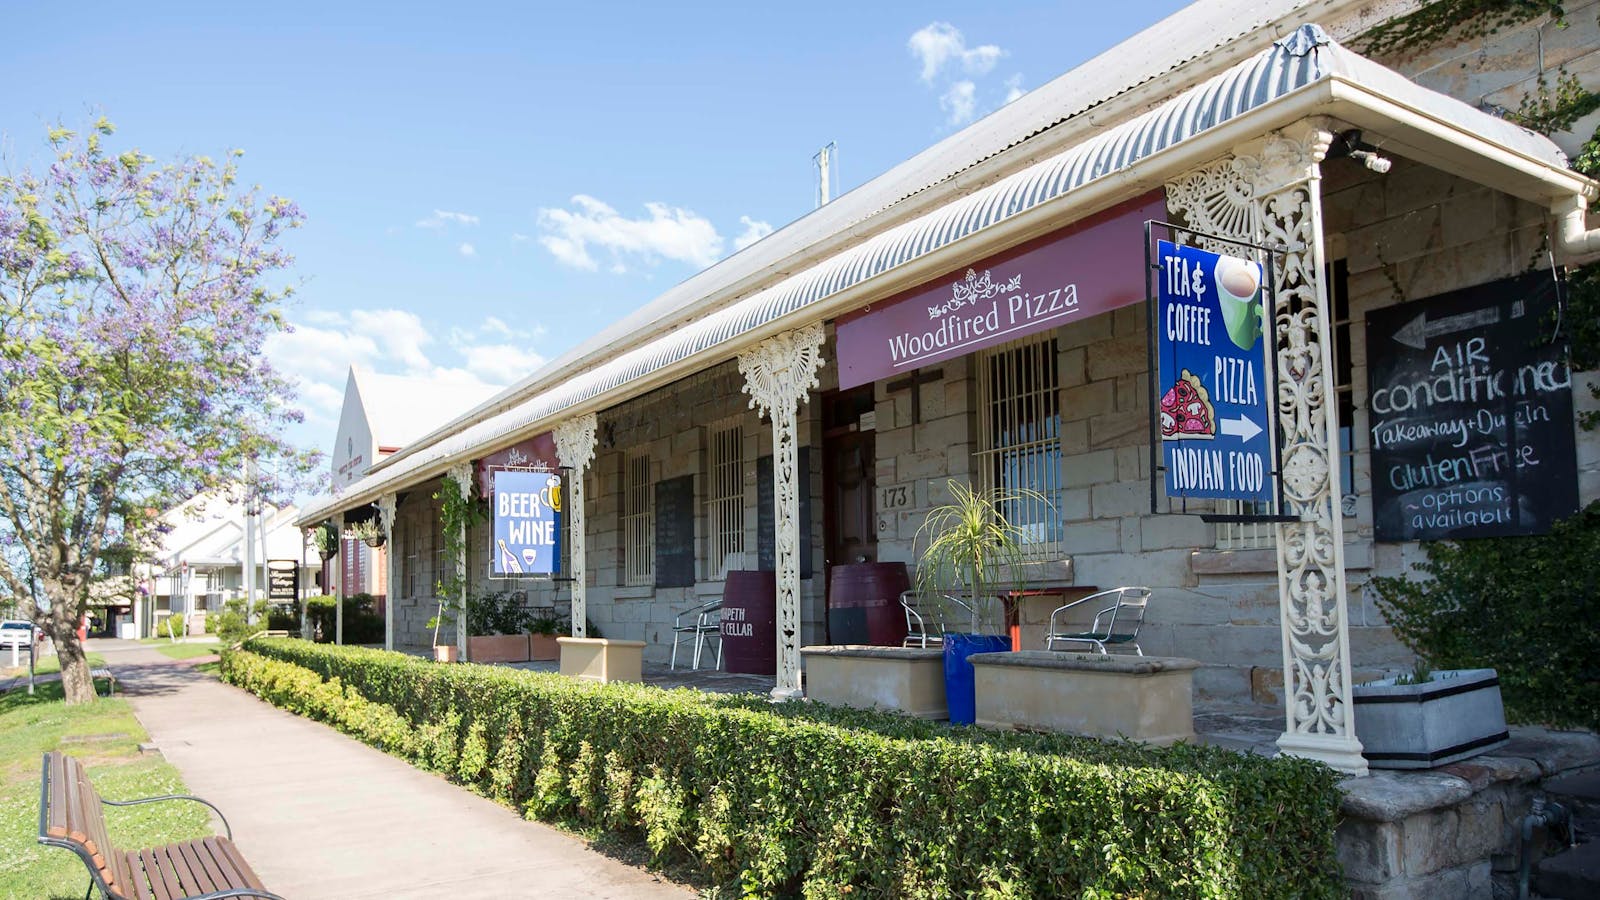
1220,414,1263,443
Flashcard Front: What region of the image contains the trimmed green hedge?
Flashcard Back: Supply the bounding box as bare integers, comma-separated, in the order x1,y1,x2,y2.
223,639,1344,898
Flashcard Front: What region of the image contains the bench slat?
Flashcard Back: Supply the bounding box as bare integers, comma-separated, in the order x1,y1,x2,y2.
62,760,91,846
137,848,173,900
150,846,186,900
211,837,269,893
46,753,69,838
75,776,110,869
179,837,224,895
123,850,155,900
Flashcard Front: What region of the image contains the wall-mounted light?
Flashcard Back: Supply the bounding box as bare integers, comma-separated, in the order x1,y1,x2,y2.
1328,129,1392,174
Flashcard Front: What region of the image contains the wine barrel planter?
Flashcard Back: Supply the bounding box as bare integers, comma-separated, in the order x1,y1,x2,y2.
826,562,909,646
722,570,776,675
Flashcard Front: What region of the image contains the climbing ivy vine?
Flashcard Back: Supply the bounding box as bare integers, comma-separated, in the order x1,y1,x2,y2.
1358,0,1568,56
430,472,486,649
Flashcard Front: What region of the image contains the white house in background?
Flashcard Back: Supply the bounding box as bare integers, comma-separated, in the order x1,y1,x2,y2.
325,366,503,597
138,494,319,638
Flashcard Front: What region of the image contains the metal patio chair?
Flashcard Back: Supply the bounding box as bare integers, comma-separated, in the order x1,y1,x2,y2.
1043,586,1151,655
900,591,978,648
670,598,723,670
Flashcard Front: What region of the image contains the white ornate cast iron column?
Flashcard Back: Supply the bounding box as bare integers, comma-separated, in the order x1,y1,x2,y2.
377,493,397,651
446,461,473,658
554,414,598,638
738,322,825,701
1167,125,1367,775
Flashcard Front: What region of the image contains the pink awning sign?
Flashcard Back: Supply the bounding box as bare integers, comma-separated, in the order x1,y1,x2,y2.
834,190,1165,389
475,431,557,497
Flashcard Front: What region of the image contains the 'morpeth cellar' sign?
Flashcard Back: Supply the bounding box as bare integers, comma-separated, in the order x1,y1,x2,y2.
834,191,1165,390
1366,273,1577,541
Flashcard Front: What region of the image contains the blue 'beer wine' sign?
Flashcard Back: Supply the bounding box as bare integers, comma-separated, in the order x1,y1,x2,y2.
1156,240,1273,502
492,470,562,576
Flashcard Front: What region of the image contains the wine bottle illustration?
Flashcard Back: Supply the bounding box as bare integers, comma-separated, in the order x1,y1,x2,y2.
497,539,524,574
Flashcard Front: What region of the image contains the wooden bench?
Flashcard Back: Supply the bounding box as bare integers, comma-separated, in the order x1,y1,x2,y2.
37,751,282,900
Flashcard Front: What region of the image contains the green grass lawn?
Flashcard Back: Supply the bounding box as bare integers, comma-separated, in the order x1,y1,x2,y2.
151,642,220,661
0,681,210,900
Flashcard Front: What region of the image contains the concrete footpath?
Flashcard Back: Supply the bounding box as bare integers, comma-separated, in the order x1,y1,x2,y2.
95,639,691,900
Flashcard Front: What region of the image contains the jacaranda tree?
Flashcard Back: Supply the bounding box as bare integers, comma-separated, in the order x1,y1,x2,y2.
0,119,314,703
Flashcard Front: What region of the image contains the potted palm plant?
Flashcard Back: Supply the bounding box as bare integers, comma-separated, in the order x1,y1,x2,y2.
914,480,1041,725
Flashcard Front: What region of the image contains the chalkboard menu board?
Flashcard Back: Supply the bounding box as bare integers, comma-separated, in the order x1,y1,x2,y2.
757,448,813,578
654,475,696,587
1366,273,1577,542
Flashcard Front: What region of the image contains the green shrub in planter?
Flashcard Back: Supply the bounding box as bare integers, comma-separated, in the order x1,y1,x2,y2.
1372,502,1600,732
225,639,1344,898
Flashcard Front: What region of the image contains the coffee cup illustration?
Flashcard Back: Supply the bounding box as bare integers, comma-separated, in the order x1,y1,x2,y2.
1213,255,1263,350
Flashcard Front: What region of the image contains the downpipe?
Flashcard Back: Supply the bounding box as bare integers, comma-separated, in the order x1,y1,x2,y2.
1553,195,1600,260
1517,796,1573,900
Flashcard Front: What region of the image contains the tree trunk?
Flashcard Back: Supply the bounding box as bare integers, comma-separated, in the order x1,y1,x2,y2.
53,632,96,704
37,580,96,705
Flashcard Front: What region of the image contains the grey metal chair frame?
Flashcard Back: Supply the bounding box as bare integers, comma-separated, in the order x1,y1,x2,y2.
670,598,723,670
1044,586,1151,655
899,591,977,648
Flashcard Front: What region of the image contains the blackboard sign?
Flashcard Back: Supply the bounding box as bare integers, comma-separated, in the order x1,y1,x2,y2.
1366,273,1577,541
267,560,299,602
654,475,696,587
757,448,813,578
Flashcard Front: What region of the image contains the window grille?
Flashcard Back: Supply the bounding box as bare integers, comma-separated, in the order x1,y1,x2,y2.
706,425,745,578
622,453,654,586
402,506,420,598
976,336,1063,559
430,508,446,596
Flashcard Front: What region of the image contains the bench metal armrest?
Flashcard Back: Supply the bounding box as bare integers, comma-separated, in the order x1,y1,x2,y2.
175,889,288,900
102,794,234,841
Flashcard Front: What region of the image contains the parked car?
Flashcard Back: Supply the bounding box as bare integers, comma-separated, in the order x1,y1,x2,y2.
0,619,36,648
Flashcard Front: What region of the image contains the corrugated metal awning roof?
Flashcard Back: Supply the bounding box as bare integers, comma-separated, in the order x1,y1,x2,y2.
300,24,1576,524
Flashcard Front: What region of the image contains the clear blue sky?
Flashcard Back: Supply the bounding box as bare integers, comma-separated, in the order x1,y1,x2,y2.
5,1,1189,455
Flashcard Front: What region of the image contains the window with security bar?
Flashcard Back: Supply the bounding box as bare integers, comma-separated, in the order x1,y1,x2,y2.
976,335,1064,559
706,424,744,579
622,452,654,586
401,506,420,598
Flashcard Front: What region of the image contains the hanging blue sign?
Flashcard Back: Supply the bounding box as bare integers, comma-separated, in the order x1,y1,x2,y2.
491,470,562,576
1156,240,1273,502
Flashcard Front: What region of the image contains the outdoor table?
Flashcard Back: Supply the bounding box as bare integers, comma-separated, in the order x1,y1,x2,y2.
996,586,1099,652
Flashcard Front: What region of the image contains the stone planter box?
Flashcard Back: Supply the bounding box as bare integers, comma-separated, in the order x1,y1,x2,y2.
558,637,645,684
1353,668,1509,769
434,645,458,663
468,633,530,664
970,651,1199,746
800,645,947,719
529,633,559,661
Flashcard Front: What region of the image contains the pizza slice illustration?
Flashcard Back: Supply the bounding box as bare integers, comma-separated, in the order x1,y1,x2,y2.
1159,370,1216,440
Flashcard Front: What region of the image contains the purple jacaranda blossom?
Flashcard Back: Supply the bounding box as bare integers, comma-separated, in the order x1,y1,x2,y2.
0,120,320,704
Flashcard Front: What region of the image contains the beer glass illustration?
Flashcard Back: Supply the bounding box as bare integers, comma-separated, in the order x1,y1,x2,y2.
1213,255,1263,351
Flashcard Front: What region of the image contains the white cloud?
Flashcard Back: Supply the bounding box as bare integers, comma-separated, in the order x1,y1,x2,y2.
415,209,480,229
459,242,476,257
733,216,773,251
511,232,531,243
941,81,978,125
347,308,435,374
908,22,1003,83
459,343,548,384
536,194,725,272
1004,74,1026,104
